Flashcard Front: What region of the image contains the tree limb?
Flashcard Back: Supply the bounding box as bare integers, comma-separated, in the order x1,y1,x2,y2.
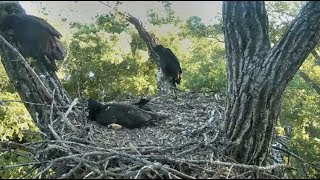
298,70,320,95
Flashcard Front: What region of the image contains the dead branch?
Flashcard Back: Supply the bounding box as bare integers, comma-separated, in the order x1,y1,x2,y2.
0,141,34,153
60,98,78,132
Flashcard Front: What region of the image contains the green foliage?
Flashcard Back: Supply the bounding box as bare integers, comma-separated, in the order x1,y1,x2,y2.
0,54,39,179
61,2,227,102
280,70,320,178
266,1,305,44
96,12,129,34
179,16,222,39
0,63,14,93
129,31,148,54
147,1,181,26
287,57,320,175
0,92,39,178
181,39,226,93
0,150,36,178
0,65,38,142
63,16,157,101
0,92,38,141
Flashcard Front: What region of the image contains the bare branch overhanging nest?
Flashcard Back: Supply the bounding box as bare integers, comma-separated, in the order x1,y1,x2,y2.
98,1,159,65
97,1,180,96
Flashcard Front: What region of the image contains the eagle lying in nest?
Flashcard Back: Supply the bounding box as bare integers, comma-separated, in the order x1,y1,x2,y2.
0,13,66,72
87,98,166,129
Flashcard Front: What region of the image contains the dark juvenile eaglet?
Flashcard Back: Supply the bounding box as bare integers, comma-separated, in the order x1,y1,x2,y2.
0,13,66,72
153,45,182,87
87,99,165,129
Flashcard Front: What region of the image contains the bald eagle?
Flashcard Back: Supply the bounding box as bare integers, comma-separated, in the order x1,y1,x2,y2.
86,98,168,129
153,45,182,87
0,13,66,72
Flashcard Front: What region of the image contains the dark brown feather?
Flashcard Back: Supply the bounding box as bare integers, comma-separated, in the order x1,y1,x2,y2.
0,13,66,72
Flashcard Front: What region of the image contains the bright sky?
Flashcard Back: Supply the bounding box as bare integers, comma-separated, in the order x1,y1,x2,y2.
18,1,222,54
19,1,222,25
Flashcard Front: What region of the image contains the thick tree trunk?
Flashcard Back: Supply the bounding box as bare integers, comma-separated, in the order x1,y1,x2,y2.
222,1,320,165
0,2,70,139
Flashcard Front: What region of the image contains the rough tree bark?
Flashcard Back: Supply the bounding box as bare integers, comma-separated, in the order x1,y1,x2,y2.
222,1,320,165
0,2,70,140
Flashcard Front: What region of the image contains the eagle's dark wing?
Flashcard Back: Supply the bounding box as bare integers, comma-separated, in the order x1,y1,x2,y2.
0,14,66,72
21,14,62,38
24,15,66,66
163,48,182,84
163,48,181,73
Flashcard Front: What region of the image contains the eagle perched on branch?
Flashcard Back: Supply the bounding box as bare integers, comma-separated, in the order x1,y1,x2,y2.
0,13,66,72
153,45,182,87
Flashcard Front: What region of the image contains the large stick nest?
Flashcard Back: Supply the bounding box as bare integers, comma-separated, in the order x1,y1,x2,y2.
1,91,288,179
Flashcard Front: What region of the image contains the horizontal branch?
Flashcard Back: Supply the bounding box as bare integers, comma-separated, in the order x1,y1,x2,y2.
142,155,290,171
0,141,34,153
